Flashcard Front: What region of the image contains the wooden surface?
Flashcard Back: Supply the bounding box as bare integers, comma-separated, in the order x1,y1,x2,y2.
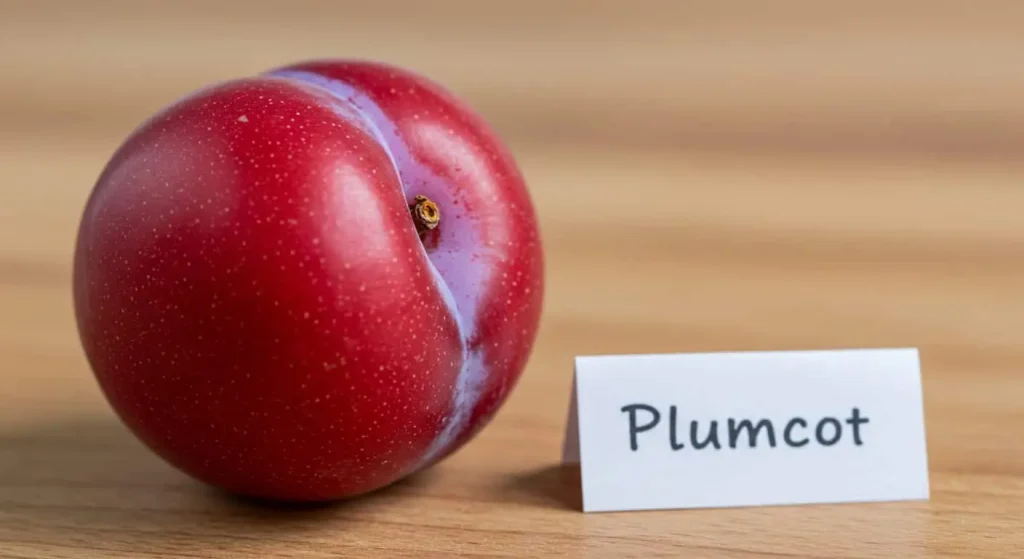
2,2,1023,557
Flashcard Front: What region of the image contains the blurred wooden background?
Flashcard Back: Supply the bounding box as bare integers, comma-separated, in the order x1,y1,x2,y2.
1,1,1022,557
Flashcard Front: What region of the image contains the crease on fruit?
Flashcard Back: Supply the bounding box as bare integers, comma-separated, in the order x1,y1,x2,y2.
267,69,488,466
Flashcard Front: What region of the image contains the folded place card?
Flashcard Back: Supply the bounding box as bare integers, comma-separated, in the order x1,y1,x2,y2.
561,347,930,513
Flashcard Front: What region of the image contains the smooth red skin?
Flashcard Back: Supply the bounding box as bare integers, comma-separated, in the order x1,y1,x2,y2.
72,60,543,501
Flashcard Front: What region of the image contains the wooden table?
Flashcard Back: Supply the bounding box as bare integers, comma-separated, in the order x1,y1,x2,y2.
2,2,1022,557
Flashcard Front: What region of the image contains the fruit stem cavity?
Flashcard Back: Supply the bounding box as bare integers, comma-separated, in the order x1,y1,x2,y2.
410,195,440,236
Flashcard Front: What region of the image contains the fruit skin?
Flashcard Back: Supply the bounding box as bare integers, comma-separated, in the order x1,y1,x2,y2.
72,60,544,501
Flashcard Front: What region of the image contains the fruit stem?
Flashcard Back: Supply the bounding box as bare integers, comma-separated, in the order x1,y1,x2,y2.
410,195,440,236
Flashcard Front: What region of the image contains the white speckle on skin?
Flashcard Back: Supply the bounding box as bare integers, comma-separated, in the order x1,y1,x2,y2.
237,115,249,122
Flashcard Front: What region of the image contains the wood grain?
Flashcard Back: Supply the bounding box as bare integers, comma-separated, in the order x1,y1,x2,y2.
1,1,1023,557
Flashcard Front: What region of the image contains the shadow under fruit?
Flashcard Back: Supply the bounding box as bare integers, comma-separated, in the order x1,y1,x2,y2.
71,59,545,502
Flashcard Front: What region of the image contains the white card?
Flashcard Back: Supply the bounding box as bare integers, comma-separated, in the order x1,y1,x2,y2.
561,347,930,513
